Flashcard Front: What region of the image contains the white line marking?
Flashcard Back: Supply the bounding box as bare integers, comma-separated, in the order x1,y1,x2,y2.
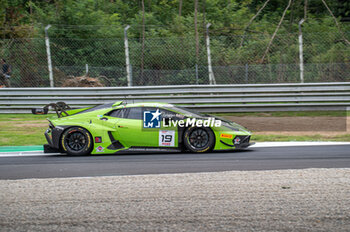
0,151,62,157
252,142,350,148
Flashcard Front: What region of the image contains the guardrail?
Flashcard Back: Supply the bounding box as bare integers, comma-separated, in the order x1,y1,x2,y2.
1,82,350,113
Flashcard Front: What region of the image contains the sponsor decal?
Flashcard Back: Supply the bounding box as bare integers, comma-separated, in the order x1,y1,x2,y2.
95,137,102,143
159,130,175,147
163,117,221,128
143,109,161,128
96,146,104,152
143,108,222,129
220,133,233,139
234,137,241,145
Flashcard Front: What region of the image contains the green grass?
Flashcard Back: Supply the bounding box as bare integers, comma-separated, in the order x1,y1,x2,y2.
0,114,49,146
0,112,349,146
0,114,51,120
252,134,350,142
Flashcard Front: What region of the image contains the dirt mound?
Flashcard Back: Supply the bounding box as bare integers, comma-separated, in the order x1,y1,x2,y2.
61,76,104,87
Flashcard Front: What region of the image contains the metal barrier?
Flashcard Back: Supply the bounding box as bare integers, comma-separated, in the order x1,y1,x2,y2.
1,82,350,113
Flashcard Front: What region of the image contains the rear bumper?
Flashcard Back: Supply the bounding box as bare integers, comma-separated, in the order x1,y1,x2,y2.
44,126,68,151
44,128,60,153
45,128,54,147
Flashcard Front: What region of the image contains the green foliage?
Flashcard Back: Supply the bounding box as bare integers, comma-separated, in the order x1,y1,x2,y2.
2,0,349,38
0,0,349,86
1,113,350,146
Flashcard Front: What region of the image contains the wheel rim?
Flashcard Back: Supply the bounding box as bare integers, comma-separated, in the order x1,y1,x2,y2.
188,128,209,149
66,132,87,151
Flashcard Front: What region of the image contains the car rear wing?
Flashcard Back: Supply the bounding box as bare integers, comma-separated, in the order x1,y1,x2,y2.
32,101,124,118
32,102,72,118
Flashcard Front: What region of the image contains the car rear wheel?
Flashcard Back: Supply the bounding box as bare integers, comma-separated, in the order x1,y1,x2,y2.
61,127,93,155
183,127,215,152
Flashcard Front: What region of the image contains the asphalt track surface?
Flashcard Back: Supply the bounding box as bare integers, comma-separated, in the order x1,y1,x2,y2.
0,144,350,179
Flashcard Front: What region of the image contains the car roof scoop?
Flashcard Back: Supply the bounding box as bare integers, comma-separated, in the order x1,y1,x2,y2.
112,101,123,107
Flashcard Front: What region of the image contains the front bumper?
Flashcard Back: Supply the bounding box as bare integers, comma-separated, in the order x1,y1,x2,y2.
220,135,254,149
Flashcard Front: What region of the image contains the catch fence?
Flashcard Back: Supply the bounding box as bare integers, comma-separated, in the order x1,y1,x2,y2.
0,29,349,87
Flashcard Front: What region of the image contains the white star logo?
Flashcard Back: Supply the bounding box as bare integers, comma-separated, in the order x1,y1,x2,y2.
150,109,161,121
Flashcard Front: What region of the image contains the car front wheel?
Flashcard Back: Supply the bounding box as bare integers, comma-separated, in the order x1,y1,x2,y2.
183,127,215,152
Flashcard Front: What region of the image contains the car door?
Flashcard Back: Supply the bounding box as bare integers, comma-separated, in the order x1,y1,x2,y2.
114,107,158,147
143,107,179,148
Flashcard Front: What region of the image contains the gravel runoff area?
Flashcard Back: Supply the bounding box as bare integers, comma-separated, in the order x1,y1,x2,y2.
1,169,350,231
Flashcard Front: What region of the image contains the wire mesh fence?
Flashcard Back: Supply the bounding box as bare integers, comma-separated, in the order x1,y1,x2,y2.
0,28,349,87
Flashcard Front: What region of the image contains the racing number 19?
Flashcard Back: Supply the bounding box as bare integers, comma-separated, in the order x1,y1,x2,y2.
159,130,175,147
161,134,172,142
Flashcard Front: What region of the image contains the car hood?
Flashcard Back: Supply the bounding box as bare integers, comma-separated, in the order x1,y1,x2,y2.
207,115,250,132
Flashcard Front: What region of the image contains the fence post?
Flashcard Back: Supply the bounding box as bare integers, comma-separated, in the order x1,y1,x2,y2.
245,64,248,84
206,23,216,85
195,64,199,84
298,19,305,83
124,25,132,87
45,25,54,87
85,64,89,76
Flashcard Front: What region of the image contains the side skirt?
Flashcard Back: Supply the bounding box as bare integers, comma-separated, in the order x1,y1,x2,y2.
116,146,182,154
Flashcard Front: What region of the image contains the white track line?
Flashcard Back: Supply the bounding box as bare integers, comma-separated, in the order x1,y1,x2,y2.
252,142,350,148
0,142,350,157
0,151,61,157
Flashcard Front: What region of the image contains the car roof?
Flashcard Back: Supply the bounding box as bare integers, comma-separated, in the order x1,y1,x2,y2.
76,102,176,116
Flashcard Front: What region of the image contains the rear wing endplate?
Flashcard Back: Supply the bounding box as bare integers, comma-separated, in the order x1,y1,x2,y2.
32,102,71,118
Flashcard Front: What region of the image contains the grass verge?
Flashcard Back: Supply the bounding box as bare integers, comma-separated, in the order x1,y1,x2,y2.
0,114,49,146
0,113,349,146
251,134,350,142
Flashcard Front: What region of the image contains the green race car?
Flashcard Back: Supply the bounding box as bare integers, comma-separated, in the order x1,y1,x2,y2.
32,101,253,155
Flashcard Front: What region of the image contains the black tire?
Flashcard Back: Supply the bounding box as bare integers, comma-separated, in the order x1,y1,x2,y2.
183,127,215,153
61,127,93,156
